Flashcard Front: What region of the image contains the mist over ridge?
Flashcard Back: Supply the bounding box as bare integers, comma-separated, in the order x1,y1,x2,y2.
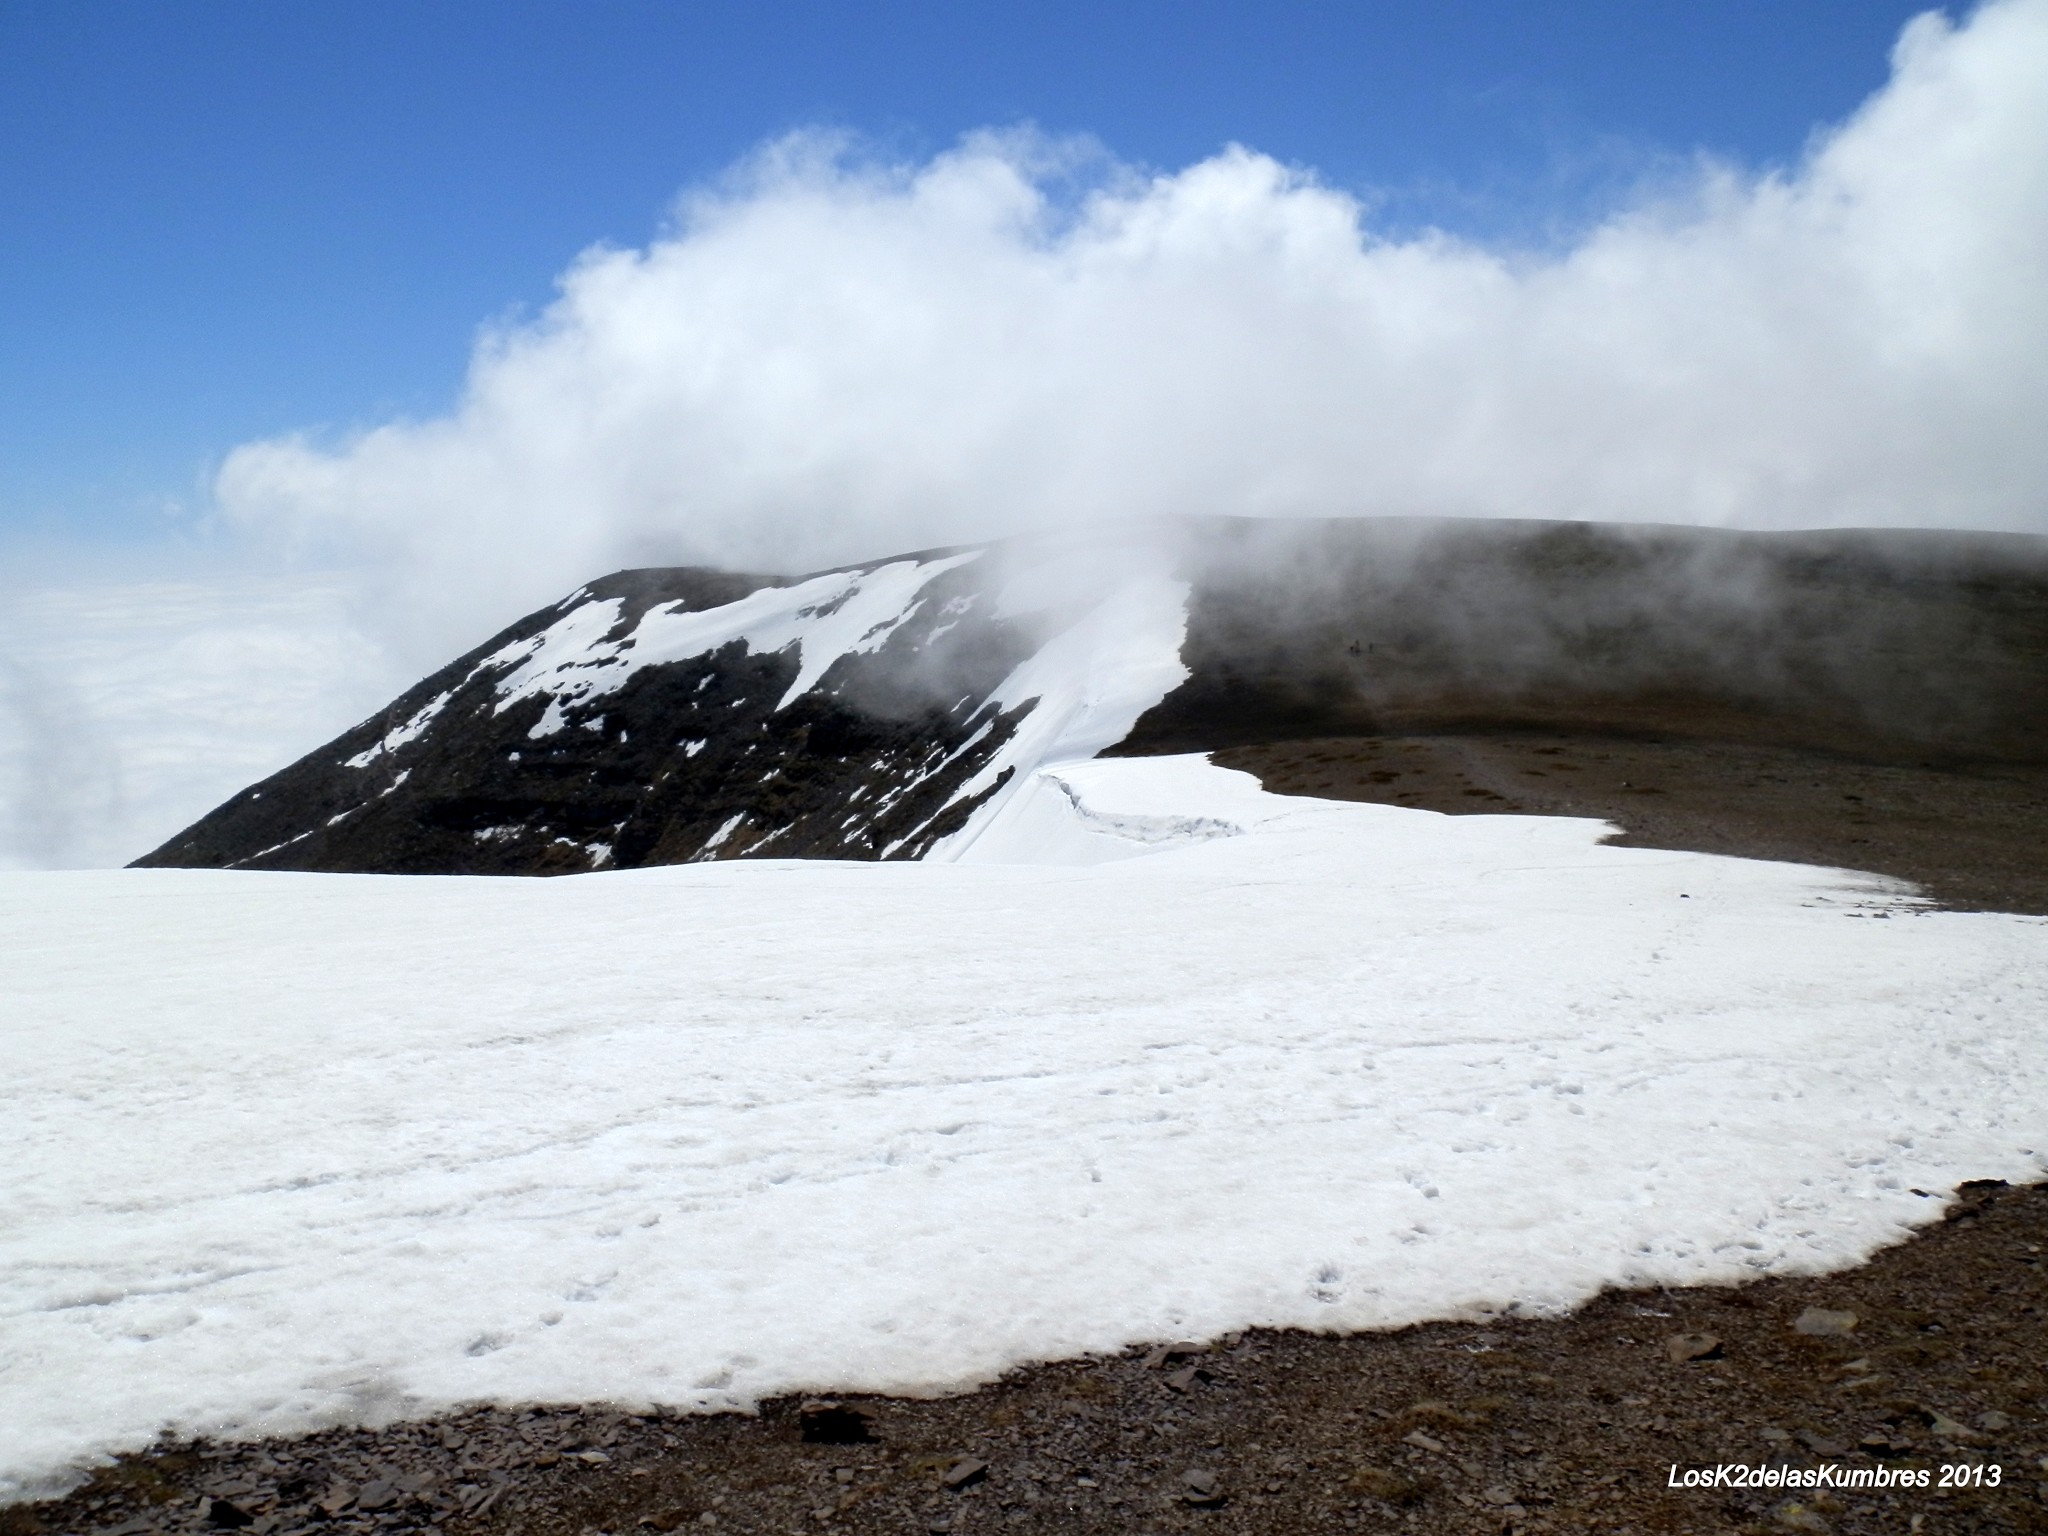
7,0,2048,873
216,0,2048,667
131,515,2048,883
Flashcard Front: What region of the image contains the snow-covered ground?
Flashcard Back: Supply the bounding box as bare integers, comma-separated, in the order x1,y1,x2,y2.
5,755,2046,1498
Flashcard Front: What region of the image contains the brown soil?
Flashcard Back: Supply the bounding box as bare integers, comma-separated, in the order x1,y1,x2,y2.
8,1182,2043,1536
1210,732,2048,916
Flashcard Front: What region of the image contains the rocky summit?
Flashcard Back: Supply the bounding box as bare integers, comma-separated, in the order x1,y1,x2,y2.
133,516,2048,877
129,532,1191,875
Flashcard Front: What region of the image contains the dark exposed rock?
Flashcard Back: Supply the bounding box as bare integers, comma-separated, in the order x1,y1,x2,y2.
1116,517,2048,766
134,552,1036,876
1665,1332,1724,1363
1794,1308,1861,1337
798,1402,877,1446
938,1457,987,1490
131,518,2048,883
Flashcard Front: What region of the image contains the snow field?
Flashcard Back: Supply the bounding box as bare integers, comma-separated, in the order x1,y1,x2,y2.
3,756,2046,1498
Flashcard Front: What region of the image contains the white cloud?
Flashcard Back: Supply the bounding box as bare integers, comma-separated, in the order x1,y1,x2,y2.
0,578,396,870
8,0,2046,870
218,0,2048,666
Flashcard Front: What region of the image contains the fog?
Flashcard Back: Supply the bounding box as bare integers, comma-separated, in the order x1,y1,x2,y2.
5,0,2047,868
0,574,393,872
218,0,2048,666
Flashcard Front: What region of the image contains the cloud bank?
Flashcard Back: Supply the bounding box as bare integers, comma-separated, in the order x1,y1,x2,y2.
219,0,2048,662
0,578,394,871
8,1,2046,870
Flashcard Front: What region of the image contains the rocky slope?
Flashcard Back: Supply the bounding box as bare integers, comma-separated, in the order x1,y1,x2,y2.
1118,516,2048,763
133,517,2048,876
132,538,1189,874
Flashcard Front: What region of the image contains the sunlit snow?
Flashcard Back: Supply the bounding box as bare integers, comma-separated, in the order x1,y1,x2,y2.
488,551,983,737
4,756,2046,1498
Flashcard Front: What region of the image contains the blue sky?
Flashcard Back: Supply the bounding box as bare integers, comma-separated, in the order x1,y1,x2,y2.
2,0,1934,546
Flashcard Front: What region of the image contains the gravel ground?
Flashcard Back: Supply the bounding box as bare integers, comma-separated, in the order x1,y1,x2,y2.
1213,732,2048,916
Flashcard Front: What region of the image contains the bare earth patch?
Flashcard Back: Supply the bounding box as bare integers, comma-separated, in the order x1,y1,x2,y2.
1213,733,2048,917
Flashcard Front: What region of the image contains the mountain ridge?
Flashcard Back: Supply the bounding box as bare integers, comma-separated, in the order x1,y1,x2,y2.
133,516,2048,876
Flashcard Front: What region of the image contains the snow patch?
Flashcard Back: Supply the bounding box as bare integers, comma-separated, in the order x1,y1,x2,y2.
484,553,982,736
698,814,745,855
929,562,1191,861
5,757,2046,1496
343,690,453,768
955,759,1247,865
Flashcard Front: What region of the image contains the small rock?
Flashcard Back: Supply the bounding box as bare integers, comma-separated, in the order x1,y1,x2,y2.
941,1457,988,1490
1665,1332,1723,1363
798,1400,876,1445
1759,1427,1792,1444
1795,1429,1847,1457
1976,1410,2012,1432
572,1450,612,1464
355,1479,397,1512
1163,1367,1203,1393
1923,1410,1983,1441
1482,1485,1517,1505
1402,1430,1447,1454
1142,1342,1207,1369
206,1500,255,1529
1793,1308,1859,1337
1181,1468,1224,1507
